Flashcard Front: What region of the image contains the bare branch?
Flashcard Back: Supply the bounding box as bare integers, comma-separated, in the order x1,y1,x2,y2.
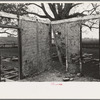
41,3,54,20
29,3,42,9
21,10,48,18
56,3,64,19
0,31,10,34
48,3,58,19
57,3,63,14
71,3,83,8
82,23,99,30
0,31,17,36
81,4,100,15
90,4,100,15
61,3,73,18
68,12,86,18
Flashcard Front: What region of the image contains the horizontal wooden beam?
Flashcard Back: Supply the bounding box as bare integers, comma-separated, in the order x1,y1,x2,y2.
20,16,50,24
51,14,100,24
1,11,100,25
0,24,19,29
0,11,17,19
0,11,50,24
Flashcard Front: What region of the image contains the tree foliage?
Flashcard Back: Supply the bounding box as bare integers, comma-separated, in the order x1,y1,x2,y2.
0,3,27,15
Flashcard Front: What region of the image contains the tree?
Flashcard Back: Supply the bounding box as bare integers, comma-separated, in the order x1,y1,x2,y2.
0,3,27,15
0,3,100,21
0,3,28,37
20,3,100,21
24,3,100,30
25,3,84,21
1,3,99,28
0,3,100,36
0,3,99,67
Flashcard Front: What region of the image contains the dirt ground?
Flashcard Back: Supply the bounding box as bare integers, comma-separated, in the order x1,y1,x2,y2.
1,46,100,82
21,47,100,82
21,68,100,82
21,60,100,82
20,46,100,82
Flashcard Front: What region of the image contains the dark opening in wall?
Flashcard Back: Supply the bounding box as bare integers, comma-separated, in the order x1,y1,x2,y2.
0,28,19,81
82,19,99,78
51,29,66,72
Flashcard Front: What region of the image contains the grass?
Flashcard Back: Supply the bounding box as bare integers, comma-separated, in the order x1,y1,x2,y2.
82,48,99,79
82,48,99,59
51,44,100,79
0,47,18,57
0,47,19,71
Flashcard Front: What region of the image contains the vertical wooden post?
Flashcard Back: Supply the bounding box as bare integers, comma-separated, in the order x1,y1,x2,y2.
17,13,23,79
80,23,83,74
18,28,23,79
65,24,68,72
0,52,1,82
49,24,52,58
36,19,39,68
99,19,100,77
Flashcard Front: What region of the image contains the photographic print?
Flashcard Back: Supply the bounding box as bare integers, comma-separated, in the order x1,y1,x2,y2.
1,1,100,99
0,1,100,83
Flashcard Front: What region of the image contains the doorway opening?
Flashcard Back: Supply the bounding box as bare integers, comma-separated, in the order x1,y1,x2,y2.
81,19,99,78
0,28,20,81
51,29,66,72
0,17,22,82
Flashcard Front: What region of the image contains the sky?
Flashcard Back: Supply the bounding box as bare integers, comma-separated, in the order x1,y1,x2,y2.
82,27,99,39
0,3,100,39
28,3,100,39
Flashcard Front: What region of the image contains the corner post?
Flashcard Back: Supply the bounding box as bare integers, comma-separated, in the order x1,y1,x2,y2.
99,19,100,78
80,22,83,75
18,28,23,80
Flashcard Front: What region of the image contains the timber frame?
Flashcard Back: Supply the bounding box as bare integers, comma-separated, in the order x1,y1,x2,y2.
0,12,22,81
0,11,100,81
0,25,22,81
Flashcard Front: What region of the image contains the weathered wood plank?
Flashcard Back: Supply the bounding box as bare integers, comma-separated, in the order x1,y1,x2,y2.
2,68,14,71
80,23,83,74
6,74,18,79
0,24,19,29
99,19,100,77
36,20,39,68
66,22,80,73
1,11,100,25
3,71,18,75
0,52,1,82
51,14,100,24
0,11,50,24
0,11,17,19
18,28,23,79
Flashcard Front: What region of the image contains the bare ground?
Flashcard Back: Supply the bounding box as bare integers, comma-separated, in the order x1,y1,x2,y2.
21,60,100,82
21,69,100,82
1,47,100,82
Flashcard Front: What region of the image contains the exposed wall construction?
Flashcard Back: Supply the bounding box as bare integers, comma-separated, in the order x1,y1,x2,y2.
19,19,81,77
52,21,81,73
19,20,51,77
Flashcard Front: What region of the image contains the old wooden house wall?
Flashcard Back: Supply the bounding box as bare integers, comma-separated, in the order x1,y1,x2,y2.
19,20,51,77
37,22,51,73
52,21,81,73
66,22,80,73
51,23,66,58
